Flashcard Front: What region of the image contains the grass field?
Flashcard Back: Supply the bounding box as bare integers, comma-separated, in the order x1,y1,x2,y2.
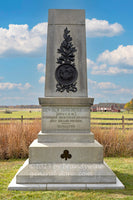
0,109,133,119
0,157,133,200
0,110,41,118
91,112,133,129
1,110,133,129
91,111,133,118
0,108,132,120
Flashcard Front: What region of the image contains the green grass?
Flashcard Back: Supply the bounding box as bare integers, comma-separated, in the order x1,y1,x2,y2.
0,158,133,200
0,110,133,119
0,110,133,129
91,112,133,129
91,111,133,118
0,110,41,118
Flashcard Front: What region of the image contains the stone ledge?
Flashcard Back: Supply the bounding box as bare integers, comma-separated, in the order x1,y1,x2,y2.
30,139,102,147
8,159,125,190
38,131,94,143
8,178,124,190
39,97,94,107
29,139,103,164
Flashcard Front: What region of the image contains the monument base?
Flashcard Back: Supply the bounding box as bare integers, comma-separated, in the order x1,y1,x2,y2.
8,98,125,190
8,159,124,190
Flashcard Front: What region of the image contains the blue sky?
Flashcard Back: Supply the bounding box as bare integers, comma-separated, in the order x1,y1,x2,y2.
0,0,133,105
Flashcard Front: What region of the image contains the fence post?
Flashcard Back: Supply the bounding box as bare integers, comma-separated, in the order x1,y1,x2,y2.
122,115,124,132
21,115,23,125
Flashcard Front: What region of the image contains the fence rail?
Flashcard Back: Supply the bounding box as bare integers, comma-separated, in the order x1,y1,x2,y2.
91,117,133,120
91,116,133,130
0,115,133,130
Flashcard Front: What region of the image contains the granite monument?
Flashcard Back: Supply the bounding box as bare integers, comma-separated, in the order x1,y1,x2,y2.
8,9,124,190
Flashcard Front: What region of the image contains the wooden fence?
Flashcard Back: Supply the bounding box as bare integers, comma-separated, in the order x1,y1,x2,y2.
0,115,133,130
91,116,133,130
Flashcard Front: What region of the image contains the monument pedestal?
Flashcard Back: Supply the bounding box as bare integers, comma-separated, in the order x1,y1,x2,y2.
8,98,124,190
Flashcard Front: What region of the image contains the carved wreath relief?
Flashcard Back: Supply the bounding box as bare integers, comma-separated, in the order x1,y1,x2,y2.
55,27,78,93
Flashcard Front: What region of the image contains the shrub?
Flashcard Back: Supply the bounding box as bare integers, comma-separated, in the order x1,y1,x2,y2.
4,110,12,114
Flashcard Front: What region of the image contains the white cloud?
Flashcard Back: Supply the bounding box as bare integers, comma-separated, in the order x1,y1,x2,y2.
104,88,133,95
98,82,119,89
87,57,133,75
88,79,119,90
92,66,133,75
21,83,31,90
39,76,45,84
87,45,133,75
86,18,124,37
31,23,47,35
88,79,120,101
0,22,47,57
2,97,24,100
88,79,97,86
0,82,31,90
106,67,133,74
87,58,110,74
88,79,133,103
87,58,98,69
37,63,45,72
0,82,21,90
97,45,133,66
0,18,124,57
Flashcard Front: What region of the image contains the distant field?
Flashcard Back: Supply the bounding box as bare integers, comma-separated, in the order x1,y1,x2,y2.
91,111,133,118
91,112,133,129
0,109,41,118
0,109,133,118
0,110,133,129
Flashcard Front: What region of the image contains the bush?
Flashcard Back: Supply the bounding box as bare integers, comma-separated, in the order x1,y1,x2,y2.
4,110,12,114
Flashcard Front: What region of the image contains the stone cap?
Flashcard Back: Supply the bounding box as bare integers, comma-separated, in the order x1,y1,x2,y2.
39,97,94,107
48,9,85,25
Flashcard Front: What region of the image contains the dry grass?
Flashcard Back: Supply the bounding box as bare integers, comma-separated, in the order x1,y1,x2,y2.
0,121,133,159
0,121,40,159
92,127,133,157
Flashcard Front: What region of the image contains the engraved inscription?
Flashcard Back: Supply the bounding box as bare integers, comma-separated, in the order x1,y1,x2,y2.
42,107,90,132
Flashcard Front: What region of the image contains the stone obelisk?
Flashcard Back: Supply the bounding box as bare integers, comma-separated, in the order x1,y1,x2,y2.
8,9,124,190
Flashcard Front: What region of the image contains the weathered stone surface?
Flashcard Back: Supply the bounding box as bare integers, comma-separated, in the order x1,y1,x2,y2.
16,159,116,184
29,139,103,164
8,178,124,191
39,97,94,106
41,106,91,133
38,131,94,143
45,10,87,97
48,9,85,25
